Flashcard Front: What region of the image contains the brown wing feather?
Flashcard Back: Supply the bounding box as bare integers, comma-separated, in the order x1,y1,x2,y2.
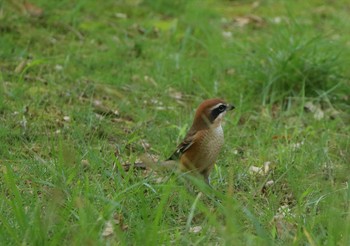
167,128,197,160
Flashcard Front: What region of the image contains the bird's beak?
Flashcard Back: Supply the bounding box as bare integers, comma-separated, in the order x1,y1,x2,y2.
227,104,235,111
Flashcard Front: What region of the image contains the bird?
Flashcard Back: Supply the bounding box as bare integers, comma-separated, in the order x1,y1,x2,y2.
166,98,235,184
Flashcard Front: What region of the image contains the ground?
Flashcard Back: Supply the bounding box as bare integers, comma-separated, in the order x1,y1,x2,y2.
1,0,349,245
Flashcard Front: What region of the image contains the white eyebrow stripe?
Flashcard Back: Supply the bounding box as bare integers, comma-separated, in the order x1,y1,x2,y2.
210,103,225,111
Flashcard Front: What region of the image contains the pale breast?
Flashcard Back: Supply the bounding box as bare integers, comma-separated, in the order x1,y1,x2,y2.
198,125,224,170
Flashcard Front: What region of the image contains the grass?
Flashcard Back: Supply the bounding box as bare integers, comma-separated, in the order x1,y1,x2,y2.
1,0,350,245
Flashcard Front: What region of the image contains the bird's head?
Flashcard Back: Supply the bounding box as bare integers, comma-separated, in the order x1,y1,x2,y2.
192,98,234,130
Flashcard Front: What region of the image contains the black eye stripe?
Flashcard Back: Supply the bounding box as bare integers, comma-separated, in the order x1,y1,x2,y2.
210,104,226,121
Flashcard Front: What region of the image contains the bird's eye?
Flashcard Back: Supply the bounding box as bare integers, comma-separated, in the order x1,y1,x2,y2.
218,105,226,112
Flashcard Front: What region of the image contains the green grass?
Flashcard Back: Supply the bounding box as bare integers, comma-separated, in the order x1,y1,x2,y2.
1,0,350,245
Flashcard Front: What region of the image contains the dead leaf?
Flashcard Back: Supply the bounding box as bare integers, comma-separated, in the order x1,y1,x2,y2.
113,213,128,230
273,205,297,240
252,1,260,9
249,166,263,175
225,68,235,75
291,141,304,151
20,115,27,130
139,139,151,151
249,162,272,177
102,221,114,237
101,214,128,238
272,16,283,24
24,1,44,17
189,226,202,234
121,162,148,172
55,64,63,71
81,159,90,169
263,161,271,174
168,88,183,100
261,180,274,194
233,15,264,28
325,108,340,120
272,135,292,141
265,180,274,187
304,101,324,120
155,106,167,110
144,75,157,86
131,75,140,82
313,108,324,120
304,101,316,112
154,176,166,184
14,59,28,74
222,31,232,39
115,13,127,19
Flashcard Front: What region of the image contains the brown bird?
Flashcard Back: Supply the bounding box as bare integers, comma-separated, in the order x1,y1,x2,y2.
167,98,234,184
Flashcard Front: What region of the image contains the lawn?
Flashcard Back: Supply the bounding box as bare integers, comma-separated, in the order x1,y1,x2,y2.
1,0,349,245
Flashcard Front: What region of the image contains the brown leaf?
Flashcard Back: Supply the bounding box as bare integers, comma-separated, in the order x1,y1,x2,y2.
291,141,304,151
272,135,292,141
139,139,151,151
24,1,44,17
249,162,271,176
81,159,90,170
249,165,263,175
168,88,183,100
222,31,232,39
273,205,297,240
143,75,157,86
225,68,235,75
115,13,127,19
14,59,28,74
263,161,271,174
113,213,128,231
261,180,274,194
121,162,148,172
189,226,202,234
102,221,114,237
304,101,324,120
233,15,264,28
325,108,340,120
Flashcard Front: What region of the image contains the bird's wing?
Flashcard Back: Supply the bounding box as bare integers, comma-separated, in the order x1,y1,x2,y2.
167,128,197,160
